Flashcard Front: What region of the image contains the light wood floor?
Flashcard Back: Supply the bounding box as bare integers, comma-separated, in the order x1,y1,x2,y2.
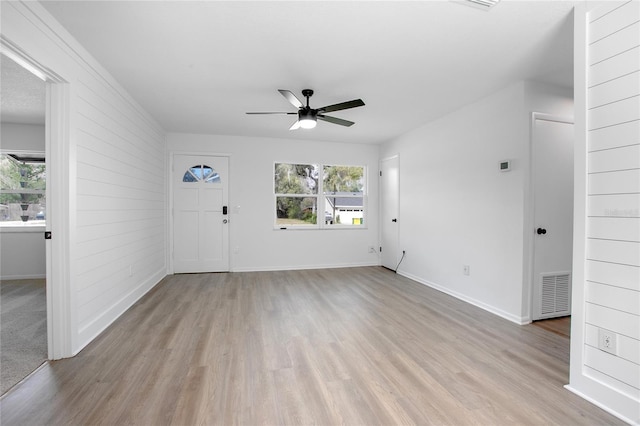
0,267,624,425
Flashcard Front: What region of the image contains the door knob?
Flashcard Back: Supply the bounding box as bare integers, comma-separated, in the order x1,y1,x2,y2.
392,218,397,222
536,227,547,235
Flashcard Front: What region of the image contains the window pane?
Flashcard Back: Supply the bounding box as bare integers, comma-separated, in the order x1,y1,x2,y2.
325,195,364,225
183,164,221,183
323,165,364,194
0,153,46,223
275,196,318,226
275,163,318,195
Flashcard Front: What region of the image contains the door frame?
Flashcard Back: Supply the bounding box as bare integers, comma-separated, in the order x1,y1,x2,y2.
525,112,574,322
168,151,231,274
1,36,73,359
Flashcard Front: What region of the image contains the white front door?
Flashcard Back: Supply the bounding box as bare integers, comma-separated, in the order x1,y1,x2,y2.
172,154,229,273
532,116,574,320
380,155,400,270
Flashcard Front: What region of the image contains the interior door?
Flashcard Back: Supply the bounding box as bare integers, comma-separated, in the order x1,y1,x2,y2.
380,155,400,270
532,116,574,320
173,154,229,273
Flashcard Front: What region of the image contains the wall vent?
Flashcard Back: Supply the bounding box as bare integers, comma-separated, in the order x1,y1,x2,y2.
541,273,571,317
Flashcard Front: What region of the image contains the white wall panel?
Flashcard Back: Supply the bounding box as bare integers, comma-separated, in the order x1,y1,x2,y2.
588,169,640,194
587,260,639,291
587,238,640,266
588,216,640,242
584,345,640,390
588,193,640,217
589,119,640,152
586,302,640,340
589,21,640,65
588,72,640,108
589,46,640,87
588,96,640,130
588,144,640,173
586,323,640,366
586,281,640,314
588,0,639,44
572,2,640,420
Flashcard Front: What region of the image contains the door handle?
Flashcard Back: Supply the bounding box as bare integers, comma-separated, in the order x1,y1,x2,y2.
536,227,547,235
392,218,397,222
223,206,228,215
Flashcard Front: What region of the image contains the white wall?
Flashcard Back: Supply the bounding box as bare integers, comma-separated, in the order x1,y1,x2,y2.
1,123,45,151
0,228,46,279
380,80,572,324
0,123,47,280
167,133,380,272
568,2,640,423
2,1,167,356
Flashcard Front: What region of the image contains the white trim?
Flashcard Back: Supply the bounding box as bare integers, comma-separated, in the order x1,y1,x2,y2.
399,270,531,325
1,34,73,360
231,260,379,273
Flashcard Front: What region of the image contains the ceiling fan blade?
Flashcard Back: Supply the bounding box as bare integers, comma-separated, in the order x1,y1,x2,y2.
317,115,355,127
317,99,364,113
278,89,304,108
289,121,301,130
246,112,297,115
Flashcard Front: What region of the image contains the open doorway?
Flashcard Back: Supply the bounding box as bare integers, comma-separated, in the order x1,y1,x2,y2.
529,114,574,333
0,53,48,394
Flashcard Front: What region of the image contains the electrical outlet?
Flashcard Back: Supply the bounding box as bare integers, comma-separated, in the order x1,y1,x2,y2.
463,265,470,275
598,328,617,355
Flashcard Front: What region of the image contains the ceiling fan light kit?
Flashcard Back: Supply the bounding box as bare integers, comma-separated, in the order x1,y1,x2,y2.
247,89,364,130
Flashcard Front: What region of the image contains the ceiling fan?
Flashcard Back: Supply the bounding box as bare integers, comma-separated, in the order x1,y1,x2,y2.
247,89,365,130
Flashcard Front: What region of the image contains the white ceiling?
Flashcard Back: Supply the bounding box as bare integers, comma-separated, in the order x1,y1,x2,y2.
39,0,575,144
1,54,46,125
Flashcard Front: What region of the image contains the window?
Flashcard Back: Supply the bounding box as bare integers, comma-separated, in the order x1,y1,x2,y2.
0,152,46,225
274,163,365,228
183,164,220,183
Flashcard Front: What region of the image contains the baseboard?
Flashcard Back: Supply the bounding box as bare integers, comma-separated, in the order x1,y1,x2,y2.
0,274,46,281
231,261,380,273
75,268,167,354
397,270,529,325
565,384,638,425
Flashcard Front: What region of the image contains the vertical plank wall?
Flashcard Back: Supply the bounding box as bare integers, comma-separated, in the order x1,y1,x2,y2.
585,0,640,410
2,1,167,355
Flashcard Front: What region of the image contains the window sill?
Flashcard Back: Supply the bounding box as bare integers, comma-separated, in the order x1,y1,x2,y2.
0,222,46,233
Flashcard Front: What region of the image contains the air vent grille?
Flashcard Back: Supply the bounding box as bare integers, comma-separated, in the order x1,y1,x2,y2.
541,273,571,316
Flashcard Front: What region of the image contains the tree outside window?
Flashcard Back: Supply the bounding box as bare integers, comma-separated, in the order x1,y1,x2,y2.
0,153,46,223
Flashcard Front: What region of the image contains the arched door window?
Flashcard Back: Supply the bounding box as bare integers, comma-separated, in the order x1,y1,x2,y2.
182,164,220,183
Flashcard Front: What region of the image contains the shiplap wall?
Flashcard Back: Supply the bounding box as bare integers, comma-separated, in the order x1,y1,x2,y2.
585,0,640,407
75,75,166,346
2,1,167,355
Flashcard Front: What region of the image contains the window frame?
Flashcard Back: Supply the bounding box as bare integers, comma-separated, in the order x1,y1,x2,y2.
274,162,367,230
0,150,46,227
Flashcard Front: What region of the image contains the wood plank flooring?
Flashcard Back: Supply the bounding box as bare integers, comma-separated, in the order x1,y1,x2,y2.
0,267,624,425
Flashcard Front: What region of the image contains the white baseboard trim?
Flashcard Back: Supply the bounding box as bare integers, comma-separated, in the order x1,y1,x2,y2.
397,270,529,325
75,268,167,354
565,384,638,425
231,261,380,273
0,274,46,280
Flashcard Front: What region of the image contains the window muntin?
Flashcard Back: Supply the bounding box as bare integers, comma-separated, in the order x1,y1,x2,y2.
274,163,365,228
183,164,220,183
0,152,46,224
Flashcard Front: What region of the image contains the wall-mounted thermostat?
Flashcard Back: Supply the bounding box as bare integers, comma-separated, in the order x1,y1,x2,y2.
499,160,511,172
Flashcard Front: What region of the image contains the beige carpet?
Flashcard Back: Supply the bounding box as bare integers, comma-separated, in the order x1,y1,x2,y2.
1,279,47,395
